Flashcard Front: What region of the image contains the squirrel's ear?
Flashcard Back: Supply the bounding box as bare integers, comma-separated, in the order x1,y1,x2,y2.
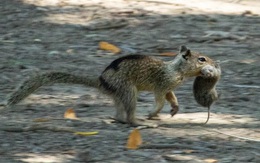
182,52,191,61
179,45,191,60
179,45,188,53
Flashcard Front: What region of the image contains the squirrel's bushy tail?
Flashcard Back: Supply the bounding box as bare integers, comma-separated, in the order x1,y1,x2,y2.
6,72,100,107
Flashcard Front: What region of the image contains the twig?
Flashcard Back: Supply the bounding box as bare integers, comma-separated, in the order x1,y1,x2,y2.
231,84,260,89
0,125,75,133
85,22,128,30
208,44,249,48
206,129,260,142
139,143,212,151
0,40,16,43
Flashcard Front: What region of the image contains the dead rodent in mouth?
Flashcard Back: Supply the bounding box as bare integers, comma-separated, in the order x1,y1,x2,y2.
193,63,221,124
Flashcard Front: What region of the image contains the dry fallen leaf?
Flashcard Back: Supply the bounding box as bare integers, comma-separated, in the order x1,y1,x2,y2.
204,158,218,163
126,128,142,150
64,108,78,119
99,41,121,54
74,131,99,136
160,52,177,56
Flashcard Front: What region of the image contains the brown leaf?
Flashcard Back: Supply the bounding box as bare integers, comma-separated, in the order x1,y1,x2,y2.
64,108,78,119
160,52,177,56
126,128,142,150
99,41,121,54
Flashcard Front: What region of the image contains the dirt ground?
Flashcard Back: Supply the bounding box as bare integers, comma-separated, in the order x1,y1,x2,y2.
0,0,259,162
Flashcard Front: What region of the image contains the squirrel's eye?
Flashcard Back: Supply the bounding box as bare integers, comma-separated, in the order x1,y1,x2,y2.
198,57,206,62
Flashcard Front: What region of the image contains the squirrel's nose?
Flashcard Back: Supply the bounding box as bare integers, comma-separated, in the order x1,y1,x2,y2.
208,67,214,72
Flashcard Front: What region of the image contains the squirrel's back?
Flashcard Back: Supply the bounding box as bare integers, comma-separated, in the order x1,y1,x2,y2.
99,55,170,92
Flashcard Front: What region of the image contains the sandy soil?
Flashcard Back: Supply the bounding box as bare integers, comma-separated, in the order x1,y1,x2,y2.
0,0,259,162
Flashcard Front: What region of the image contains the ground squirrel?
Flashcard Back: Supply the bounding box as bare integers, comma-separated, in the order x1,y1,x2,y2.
193,64,221,124
6,45,220,127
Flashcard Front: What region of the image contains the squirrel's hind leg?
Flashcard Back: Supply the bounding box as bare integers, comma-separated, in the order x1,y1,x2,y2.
111,86,138,125
113,86,157,127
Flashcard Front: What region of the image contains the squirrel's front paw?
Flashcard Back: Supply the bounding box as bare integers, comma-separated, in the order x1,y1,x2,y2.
170,104,179,117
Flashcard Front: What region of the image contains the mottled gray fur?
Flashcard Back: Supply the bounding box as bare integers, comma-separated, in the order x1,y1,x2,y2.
6,45,220,127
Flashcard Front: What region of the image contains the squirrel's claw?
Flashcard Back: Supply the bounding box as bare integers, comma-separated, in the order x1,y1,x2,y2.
170,104,179,117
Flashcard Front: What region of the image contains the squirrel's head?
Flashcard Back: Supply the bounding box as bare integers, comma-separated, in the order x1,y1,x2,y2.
178,45,217,77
